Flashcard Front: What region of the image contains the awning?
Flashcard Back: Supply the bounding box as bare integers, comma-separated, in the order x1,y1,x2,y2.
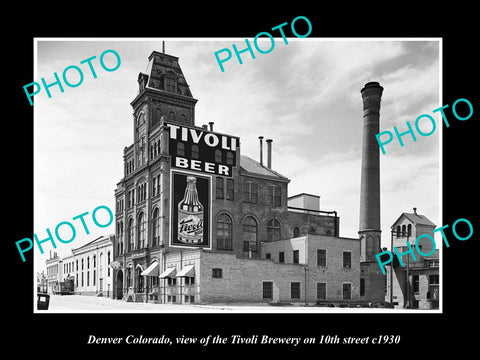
141,261,159,276
159,267,176,279
176,265,195,277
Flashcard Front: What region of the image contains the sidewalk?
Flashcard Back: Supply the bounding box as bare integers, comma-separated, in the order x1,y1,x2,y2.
37,295,393,313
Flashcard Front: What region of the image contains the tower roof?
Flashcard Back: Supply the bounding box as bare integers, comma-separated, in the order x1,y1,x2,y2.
391,211,436,229
142,50,194,98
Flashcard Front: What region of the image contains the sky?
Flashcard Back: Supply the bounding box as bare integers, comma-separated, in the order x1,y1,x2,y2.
33,38,441,273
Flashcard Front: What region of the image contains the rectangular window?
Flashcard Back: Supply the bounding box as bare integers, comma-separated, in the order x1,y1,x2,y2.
212,268,223,278
265,253,271,259
216,177,224,199
263,281,273,299
317,283,326,300
317,249,326,266
429,274,439,285
267,185,281,207
244,181,258,203
279,252,285,263
226,179,234,200
167,277,177,286
412,275,419,293
293,250,299,264
152,177,157,196
343,283,352,300
291,282,301,299
360,278,365,296
343,251,351,268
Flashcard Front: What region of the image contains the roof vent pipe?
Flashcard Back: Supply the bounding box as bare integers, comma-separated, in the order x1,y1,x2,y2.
259,136,264,165
266,139,273,169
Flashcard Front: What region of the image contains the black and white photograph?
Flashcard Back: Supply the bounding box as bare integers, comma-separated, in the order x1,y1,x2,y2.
7,7,478,356
32,38,442,312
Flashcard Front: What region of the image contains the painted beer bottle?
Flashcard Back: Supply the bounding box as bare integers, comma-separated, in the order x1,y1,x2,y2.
178,176,204,244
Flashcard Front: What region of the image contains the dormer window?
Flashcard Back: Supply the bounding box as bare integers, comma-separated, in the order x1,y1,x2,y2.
165,77,176,93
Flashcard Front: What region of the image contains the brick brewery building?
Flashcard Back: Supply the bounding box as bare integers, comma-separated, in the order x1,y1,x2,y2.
110,49,385,305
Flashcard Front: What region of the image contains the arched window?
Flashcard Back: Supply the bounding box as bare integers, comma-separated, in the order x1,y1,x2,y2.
407,224,412,236
396,225,401,238
243,216,258,252
168,110,175,121
126,268,132,288
127,218,134,252
166,77,176,93
402,225,406,237
226,151,234,165
152,207,160,247
267,219,281,242
308,226,316,235
215,149,222,163
177,142,185,157
152,108,162,128
107,252,111,277
191,144,199,159
293,226,300,238
118,220,124,254
325,229,332,236
137,212,146,249
216,213,232,250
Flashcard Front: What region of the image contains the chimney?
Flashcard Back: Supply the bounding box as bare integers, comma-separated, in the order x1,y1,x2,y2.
202,124,208,130
413,207,417,215
259,136,264,165
266,139,272,169
358,81,383,262
209,121,214,131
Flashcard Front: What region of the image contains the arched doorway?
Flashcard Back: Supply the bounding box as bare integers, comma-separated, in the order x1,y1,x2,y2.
116,270,124,300
135,265,144,293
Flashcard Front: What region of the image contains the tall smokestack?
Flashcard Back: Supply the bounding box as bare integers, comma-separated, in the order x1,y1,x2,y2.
209,122,214,131
259,136,264,165
266,139,272,169
359,81,383,262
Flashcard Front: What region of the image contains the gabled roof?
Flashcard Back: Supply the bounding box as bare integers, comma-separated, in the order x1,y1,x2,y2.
239,155,289,182
391,211,436,229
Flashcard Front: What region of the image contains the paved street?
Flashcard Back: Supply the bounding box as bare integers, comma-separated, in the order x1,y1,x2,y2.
36,294,393,313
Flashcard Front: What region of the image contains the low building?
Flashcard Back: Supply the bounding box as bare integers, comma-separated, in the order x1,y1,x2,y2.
71,235,114,296
261,234,361,302
45,252,62,294
136,234,360,305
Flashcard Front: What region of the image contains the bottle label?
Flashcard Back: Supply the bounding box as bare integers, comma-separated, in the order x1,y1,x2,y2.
178,209,204,244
